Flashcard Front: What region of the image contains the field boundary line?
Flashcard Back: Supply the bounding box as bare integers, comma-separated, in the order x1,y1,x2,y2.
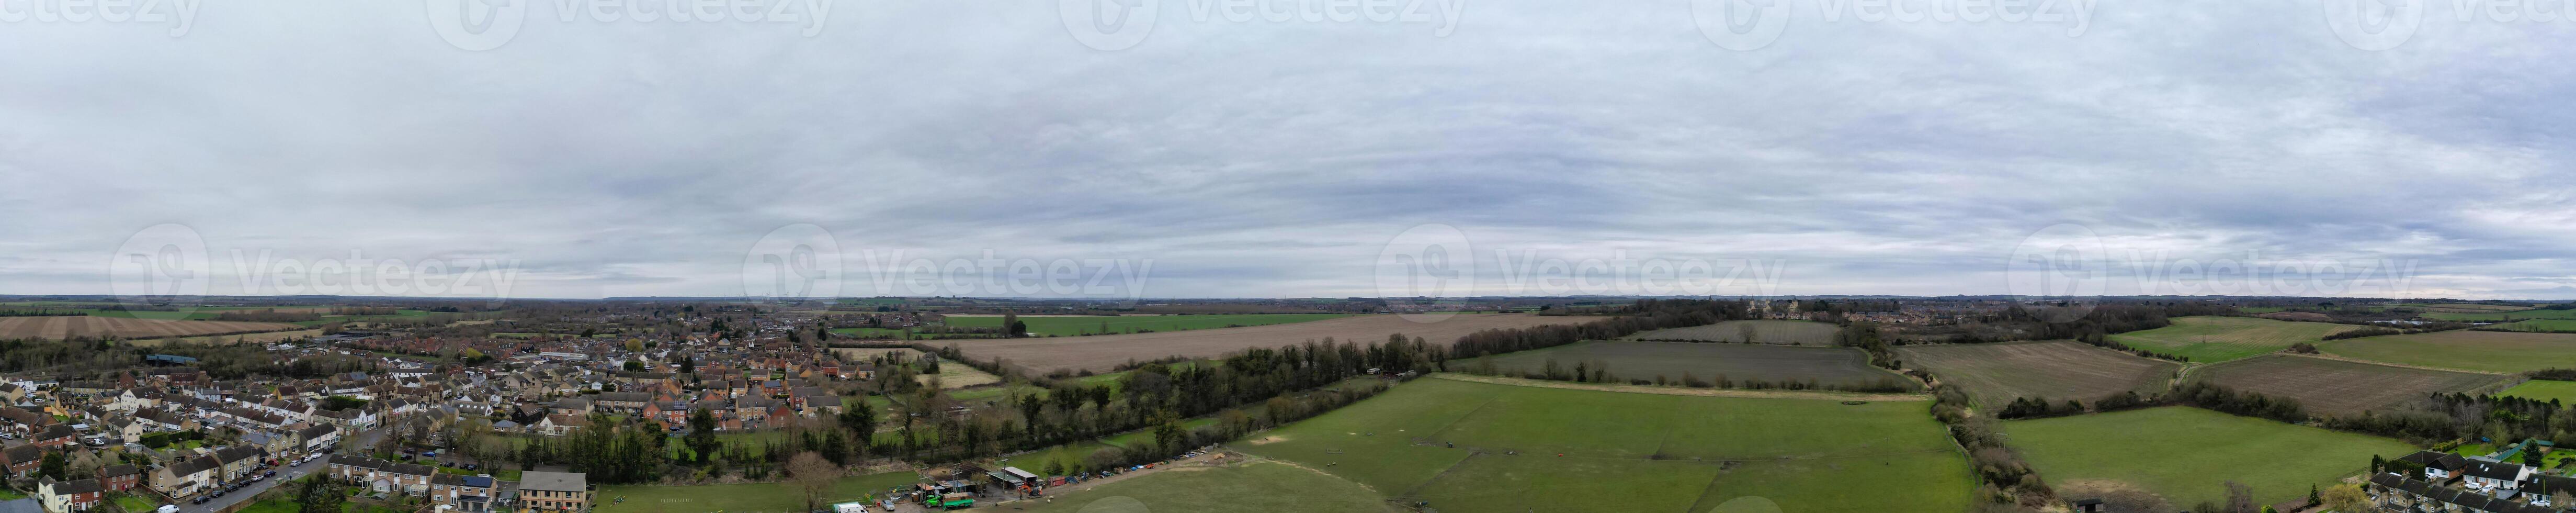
1428,373,1934,402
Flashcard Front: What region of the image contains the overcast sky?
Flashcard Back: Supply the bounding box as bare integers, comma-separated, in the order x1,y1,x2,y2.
1,0,2569,300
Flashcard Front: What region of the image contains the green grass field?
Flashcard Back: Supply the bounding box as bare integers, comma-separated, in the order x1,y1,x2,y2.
1230,375,1972,512
2003,407,2416,507
2237,306,2289,314
2319,330,2576,373
2106,316,2358,362
1014,460,1395,513
944,314,1353,337
2425,308,2576,322
596,471,921,512
2500,380,2576,404
2491,319,2576,333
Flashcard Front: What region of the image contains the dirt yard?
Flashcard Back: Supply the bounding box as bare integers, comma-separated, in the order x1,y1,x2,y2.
948,313,1586,373
0,316,303,340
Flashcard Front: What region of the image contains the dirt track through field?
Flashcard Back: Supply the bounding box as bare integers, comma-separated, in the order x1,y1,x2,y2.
0,316,302,340
951,313,1587,373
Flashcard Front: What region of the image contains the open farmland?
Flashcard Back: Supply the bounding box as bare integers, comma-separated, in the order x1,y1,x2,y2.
951,313,1583,373
2424,308,2576,322
2004,406,2416,507
1622,319,1841,345
1893,341,2178,408
2491,319,2576,333
2106,316,2359,363
0,316,301,340
1459,340,1916,391
2196,354,2504,415
2498,380,2576,405
1230,375,1972,513
2318,330,2576,373
1013,460,1395,513
944,313,1354,336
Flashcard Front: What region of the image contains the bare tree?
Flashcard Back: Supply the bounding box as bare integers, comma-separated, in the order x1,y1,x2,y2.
787,451,842,512
2222,481,2256,513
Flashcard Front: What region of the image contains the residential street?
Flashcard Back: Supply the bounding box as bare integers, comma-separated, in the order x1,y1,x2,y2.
178,426,385,513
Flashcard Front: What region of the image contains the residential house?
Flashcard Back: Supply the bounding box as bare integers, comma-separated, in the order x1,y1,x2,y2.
2464,460,2533,492
35,477,101,512
517,471,590,512
2399,449,2473,481
1,445,41,477
149,455,219,497
326,454,437,496
97,464,140,492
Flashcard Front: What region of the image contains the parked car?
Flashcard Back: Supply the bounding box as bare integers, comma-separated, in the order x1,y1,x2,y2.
157,505,179,513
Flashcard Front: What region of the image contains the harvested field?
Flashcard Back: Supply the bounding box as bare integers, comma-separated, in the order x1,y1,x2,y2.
952,313,1585,373
1621,319,1840,345
2319,330,2576,373
0,316,302,340
2197,354,2504,415
2107,316,2359,363
1893,341,2178,408
1459,340,1916,391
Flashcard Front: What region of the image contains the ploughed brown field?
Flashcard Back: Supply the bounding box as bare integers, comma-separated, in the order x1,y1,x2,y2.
0,316,302,340
2195,354,2506,416
954,313,1587,373
1893,340,2179,408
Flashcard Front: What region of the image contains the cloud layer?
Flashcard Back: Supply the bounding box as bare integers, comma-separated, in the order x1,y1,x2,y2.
2,0,2569,299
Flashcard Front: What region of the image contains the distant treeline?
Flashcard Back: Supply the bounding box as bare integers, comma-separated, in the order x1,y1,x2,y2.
1449,299,1753,360
0,309,86,317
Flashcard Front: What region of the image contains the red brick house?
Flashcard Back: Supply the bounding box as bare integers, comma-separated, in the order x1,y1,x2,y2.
99,463,141,492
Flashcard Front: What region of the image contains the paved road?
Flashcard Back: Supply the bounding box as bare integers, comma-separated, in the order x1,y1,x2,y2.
179,426,385,513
